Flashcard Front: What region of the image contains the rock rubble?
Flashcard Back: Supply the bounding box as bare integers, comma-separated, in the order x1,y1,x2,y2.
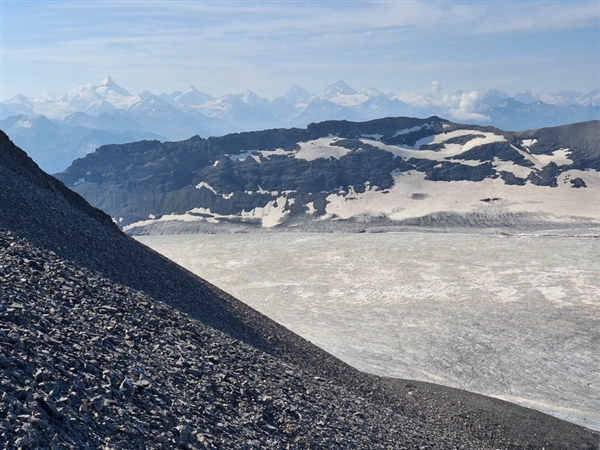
1,228,502,449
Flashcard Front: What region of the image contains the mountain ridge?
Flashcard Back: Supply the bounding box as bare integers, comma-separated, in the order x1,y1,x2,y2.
54,117,600,235
2,78,599,173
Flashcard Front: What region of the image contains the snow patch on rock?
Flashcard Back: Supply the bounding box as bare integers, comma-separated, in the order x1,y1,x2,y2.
227,150,261,163
257,148,291,159
241,196,290,227
535,148,573,167
361,134,383,141
196,181,217,194
492,158,532,178
364,130,507,161
521,139,538,151
321,169,600,222
295,138,350,161
393,126,424,137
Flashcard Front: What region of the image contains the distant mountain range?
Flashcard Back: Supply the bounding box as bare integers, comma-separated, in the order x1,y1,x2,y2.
56,116,600,235
2,77,599,173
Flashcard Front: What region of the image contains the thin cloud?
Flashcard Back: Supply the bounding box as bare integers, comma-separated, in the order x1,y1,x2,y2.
2,1,598,98
32,1,600,38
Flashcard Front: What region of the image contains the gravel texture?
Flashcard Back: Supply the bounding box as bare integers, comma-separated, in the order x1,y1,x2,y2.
1,129,599,448
0,228,458,449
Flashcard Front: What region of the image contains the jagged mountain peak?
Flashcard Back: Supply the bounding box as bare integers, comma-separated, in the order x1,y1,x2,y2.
239,88,256,100
322,80,358,98
238,88,261,101
483,88,510,100
513,90,538,104
129,94,175,113
235,89,270,110
183,85,204,95
364,87,384,97
97,76,131,97
6,93,33,104
128,94,180,117
139,90,155,100
4,78,600,173
283,85,313,104
99,76,115,86
173,85,214,106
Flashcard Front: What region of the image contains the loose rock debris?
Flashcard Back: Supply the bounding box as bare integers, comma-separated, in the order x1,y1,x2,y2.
0,229,482,449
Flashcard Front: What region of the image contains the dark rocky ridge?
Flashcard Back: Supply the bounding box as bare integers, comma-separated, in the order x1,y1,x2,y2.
513,121,600,170
54,118,600,231
1,130,599,448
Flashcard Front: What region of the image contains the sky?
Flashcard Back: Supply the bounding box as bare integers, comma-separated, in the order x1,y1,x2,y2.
1,0,599,100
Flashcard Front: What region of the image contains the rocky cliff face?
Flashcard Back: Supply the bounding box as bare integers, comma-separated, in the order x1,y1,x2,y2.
55,117,600,234
2,131,600,447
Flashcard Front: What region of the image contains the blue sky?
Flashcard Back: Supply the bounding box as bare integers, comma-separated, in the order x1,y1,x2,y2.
1,1,599,99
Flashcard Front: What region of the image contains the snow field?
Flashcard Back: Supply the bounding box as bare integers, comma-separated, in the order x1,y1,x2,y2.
323,170,600,222
136,232,600,431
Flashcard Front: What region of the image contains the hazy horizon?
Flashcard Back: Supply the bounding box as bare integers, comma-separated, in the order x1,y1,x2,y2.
2,1,598,101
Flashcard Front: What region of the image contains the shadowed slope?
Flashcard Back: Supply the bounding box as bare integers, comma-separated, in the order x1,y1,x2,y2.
0,130,334,370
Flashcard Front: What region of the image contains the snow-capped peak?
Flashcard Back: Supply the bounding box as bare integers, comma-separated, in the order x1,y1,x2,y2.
5,94,33,106
283,85,313,104
99,76,114,86
239,89,256,103
96,76,131,97
320,81,367,107
173,86,213,106
513,90,538,104
236,89,269,109
321,80,358,98
364,87,384,98
578,88,600,107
